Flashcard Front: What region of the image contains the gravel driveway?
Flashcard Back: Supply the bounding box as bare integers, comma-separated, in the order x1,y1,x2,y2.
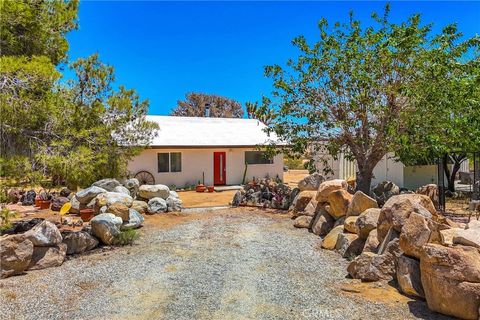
0,208,451,320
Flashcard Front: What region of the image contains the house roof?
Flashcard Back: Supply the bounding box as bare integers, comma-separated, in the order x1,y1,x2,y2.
146,115,283,147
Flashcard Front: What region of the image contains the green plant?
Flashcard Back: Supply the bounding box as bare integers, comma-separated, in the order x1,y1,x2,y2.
113,229,140,246
0,206,18,232
169,184,177,191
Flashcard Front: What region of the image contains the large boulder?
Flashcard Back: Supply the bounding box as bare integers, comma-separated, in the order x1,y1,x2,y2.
24,220,62,247
453,228,480,248
355,208,380,240
397,254,424,298
139,184,170,200
315,179,348,203
346,191,378,217
416,184,439,209
51,196,69,211
90,213,123,245
399,212,448,259
92,178,121,191
363,229,380,253
311,210,335,236
166,195,182,212
121,209,144,230
131,200,148,214
327,189,353,219
113,185,131,196
61,231,99,255
377,194,437,243
347,252,396,282
293,215,312,228
123,178,140,198
371,181,400,206
106,202,130,221
95,192,133,208
147,197,168,214
0,234,34,278
420,244,480,319
75,186,107,205
293,191,317,213
321,225,344,250
335,232,364,258
231,190,244,207
298,172,325,191
28,243,67,270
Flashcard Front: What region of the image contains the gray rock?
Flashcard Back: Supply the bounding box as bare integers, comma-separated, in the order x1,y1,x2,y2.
311,211,335,236
397,254,424,298
169,190,179,198
232,190,244,207
69,196,81,214
453,228,480,248
298,172,325,191
28,244,67,270
335,233,364,258
371,181,400,206
347,251,396,281
139,184,170,200
62,231,99,254
166,195,182,212
75,186,107,205
92,178,121,191
121,209,145,230
123,178,140,198
90,213,123,245
113,185,131,196
25,220,62,247
0,234,34,278
147,197,168,214
95,192,133,208
51,196,69,211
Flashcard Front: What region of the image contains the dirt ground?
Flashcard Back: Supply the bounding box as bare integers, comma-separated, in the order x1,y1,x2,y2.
0,208,446,320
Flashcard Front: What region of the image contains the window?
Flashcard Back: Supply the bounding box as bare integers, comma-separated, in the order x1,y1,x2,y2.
158,152,182,172
170,152,181,172
245,151,273,164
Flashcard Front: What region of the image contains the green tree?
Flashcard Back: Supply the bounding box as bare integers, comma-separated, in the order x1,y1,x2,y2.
0,0,79,64
260,5,479,193
246,100,276,125
171,92,244,118
396,26,480,191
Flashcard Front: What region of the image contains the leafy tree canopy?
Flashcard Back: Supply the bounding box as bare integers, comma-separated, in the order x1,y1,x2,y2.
260,5,479,193
171,92,244,118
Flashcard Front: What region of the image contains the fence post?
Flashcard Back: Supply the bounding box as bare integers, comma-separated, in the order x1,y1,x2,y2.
474,152,480,201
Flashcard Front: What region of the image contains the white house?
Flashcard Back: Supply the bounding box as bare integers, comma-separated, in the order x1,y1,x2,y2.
127,116,284,187
314,151,470,190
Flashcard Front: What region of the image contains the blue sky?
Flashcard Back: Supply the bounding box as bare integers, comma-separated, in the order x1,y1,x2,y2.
67,1,480,116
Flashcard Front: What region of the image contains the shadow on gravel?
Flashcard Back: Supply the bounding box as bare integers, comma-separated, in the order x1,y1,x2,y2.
407,301,454,320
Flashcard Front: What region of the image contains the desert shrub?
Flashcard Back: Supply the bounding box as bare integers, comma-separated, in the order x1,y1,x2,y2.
284,156,304,170
113,229,140,246
0,206,18,232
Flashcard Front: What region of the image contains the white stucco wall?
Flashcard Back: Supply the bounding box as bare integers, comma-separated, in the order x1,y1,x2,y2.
127,148,284,187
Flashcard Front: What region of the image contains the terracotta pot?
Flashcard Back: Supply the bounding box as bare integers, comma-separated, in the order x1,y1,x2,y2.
35,197,42,207
207,186,215,193
196,184,206,193
80,209,95,222
39,200,51,210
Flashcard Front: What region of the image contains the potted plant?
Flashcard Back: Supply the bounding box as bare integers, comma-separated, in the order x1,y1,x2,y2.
207,185,215,193
38,190,52,210
196,180,206,193
79,208,94,222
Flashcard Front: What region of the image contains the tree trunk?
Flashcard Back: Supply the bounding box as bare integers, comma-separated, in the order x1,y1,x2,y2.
356,165,374,194
443,153,467,192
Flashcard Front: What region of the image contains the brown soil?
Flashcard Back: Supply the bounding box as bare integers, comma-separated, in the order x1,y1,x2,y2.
338,280,414,305
177,190,237,208
283,169,309,188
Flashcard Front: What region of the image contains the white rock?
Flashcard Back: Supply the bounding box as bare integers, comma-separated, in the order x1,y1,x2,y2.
90,213,123,245
139,184,170,200
25,221,62,247
147,197,168,214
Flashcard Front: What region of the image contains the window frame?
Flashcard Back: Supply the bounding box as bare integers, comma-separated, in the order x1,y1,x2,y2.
245,151,273,165
157,152,182,173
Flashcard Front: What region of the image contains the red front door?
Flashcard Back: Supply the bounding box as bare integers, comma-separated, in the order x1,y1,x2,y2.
213,152,226,185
